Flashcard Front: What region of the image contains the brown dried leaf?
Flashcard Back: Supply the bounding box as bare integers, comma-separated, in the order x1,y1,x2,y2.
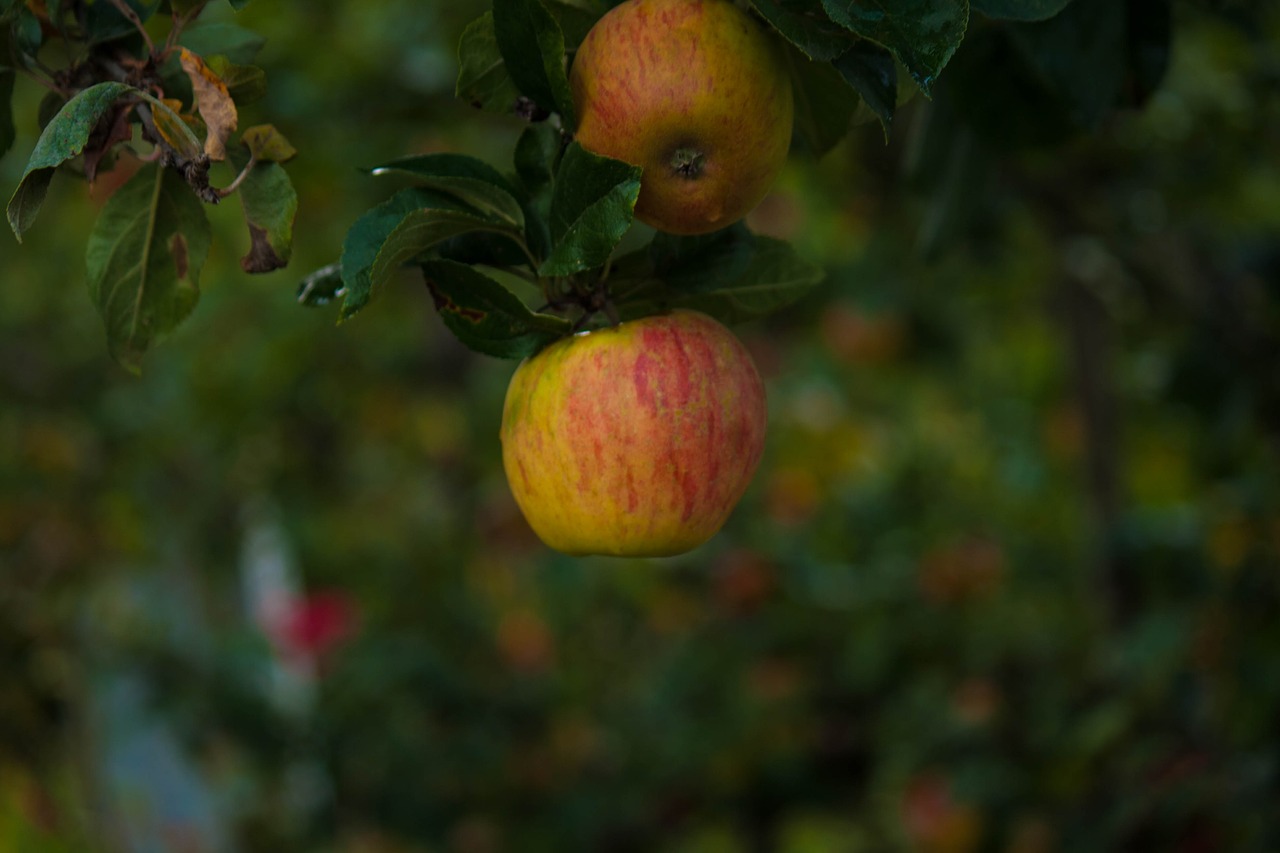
241,223,288,273
179,48,238,162
150,98,203,160
84,103,135,184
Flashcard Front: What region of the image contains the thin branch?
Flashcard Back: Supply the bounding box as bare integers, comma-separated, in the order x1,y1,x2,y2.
162,1,210,58
217,154,258,198
107,0,156,56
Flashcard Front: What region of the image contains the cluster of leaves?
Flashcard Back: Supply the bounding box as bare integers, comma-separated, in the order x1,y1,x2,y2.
2,0,296,371
311,0,1135,359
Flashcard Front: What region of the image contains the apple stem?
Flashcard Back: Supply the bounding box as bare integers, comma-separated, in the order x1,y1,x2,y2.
669,147,706,180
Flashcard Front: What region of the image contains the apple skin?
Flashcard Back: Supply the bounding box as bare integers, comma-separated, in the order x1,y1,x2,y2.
500,310,767,557
569,0,794,236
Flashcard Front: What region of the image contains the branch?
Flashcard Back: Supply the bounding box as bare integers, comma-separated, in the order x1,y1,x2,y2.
107,0,156,56
217,154,258,198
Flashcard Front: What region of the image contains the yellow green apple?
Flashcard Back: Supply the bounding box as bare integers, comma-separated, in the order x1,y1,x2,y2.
500,310,767,557
569,0,794,236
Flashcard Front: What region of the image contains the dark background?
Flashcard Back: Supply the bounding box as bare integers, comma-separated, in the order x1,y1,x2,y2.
2,1,1278,850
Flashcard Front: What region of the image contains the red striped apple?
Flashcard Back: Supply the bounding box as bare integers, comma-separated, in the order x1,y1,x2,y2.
500,310,767,557
569,0,794,236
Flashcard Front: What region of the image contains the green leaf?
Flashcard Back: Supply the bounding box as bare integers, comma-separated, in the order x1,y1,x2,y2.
339,189,516,319
297,262,342,307
85,0,157,44
421,259,569,359
514,124,561,260
972,0,1073,20
240,124,296,162
13,4,43,55
179,23,265,64
368,153,525,228
0,67,14,160
514,123,561,195
205,56,267,106
544,0,603,48
340,188,469,319
85,162,212,372
612,225,824,325
226,0,254,9
749,0,855,61
783,46,858,157
1124,0,1171,107
7,81,135,241
820,0,968,95
229,145,296,273
540,142,639,276
1008,0,1124,130
363,208,521,319
456,12,521,114
492,0,576,123
832,40,897,138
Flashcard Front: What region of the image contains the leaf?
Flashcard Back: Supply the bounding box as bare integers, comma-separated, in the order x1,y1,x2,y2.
179,23,265,64
368,153,525,227
492,0,576,123
514,123,561,260
832,40,897,138
338,188,511,319
205,56,267,106
972,0,1073,20
85,0,157,44
783,45,858,157
365,208,521,319
240,124,296,162
7,81,134,241
544,0,602,48
1124,0,1171,107
85,162,212,372
514,123,561,194
819,0,968,95
229,145,296,273
144,94,204,160
540,142,640,276
456,11,521,114
179,48,237,161
612,225,824,325
420,260,569,359
749,0,855,61
13,4,43,54
83,101,136,183
0,67,14,160
1008,0,1125,130
297,262,343,307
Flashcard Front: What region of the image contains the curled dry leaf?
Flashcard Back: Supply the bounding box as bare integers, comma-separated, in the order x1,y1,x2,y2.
84,102,136,184
179,48,238,161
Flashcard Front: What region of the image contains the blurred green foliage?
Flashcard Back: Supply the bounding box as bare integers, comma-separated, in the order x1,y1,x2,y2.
2,1,1279,851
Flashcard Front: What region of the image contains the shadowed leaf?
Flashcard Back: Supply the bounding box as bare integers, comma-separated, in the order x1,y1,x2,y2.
7,81,134,240
820,0,968,95
421,259,569,359
85,162,211,372
456,12,522,114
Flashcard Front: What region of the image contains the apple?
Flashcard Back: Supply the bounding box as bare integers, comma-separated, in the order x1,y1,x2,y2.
569,0,794,236
500,310,767,557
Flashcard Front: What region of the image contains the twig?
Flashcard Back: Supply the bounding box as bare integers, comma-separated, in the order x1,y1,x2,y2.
217,154,258,197
107,0,156,56
162,1,209,57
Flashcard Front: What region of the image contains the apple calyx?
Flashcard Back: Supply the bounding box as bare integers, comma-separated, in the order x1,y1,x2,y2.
669,147,707,180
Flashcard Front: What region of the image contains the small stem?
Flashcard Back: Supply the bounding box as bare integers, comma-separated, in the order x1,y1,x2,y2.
161,1,208,58
217,154,257,197
108,0,156,56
